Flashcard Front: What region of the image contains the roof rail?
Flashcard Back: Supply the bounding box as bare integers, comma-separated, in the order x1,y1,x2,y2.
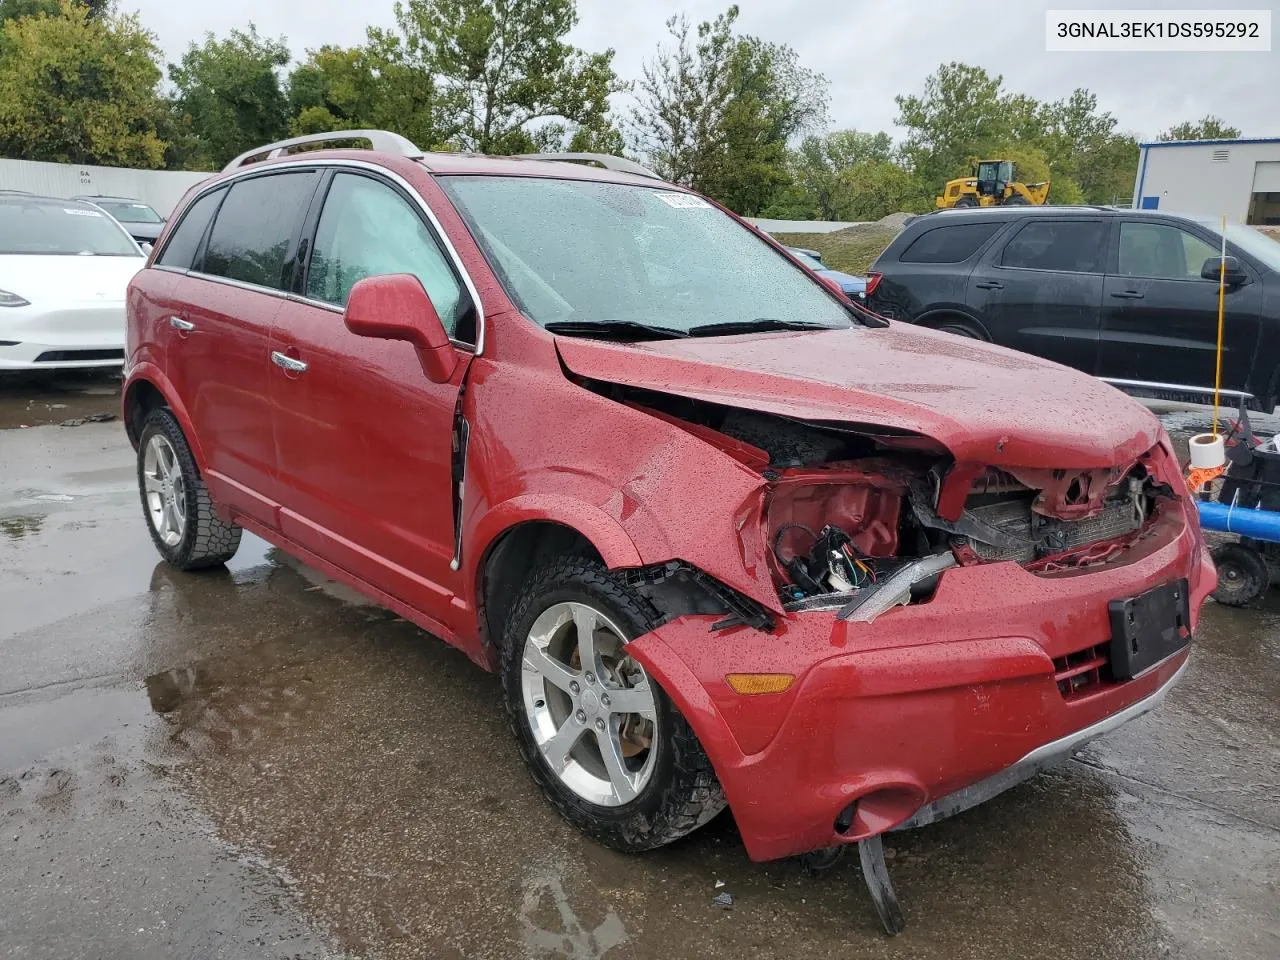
222,130,424,173
520,152,663,181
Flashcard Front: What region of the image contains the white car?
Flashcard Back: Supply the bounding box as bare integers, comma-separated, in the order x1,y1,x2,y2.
0,193,147,370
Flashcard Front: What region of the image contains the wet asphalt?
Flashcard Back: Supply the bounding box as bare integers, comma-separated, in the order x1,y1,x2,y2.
1,373,1277,960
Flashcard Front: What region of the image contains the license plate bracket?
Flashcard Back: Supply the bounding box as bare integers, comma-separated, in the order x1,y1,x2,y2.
1108,578,1190,681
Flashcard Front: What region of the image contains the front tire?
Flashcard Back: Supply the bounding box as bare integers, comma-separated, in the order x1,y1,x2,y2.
500,555,726,852
137,407,242,570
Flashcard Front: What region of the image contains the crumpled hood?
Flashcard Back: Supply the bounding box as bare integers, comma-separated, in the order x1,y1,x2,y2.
555,323,1161,469
0,254,143,305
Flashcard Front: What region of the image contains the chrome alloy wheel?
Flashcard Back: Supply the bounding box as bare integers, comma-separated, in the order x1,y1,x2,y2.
520,601,659,806
142,433,187,547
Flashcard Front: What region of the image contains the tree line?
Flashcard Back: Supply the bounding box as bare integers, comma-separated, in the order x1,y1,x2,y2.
0,0,1242,219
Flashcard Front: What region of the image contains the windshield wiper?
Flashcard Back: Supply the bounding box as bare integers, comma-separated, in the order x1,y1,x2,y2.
686,318,840,337
543,319,690,340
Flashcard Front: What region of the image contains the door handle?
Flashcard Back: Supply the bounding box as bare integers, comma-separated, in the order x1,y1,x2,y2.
168,316,195,331
271,350,308,374
1110,290,1144,300
974,280,1003,290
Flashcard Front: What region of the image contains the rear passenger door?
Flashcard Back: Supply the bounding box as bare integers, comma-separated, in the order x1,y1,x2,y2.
967,217,1110,375
870,220,1004,321
1097,219,1264,393
170,169,321,525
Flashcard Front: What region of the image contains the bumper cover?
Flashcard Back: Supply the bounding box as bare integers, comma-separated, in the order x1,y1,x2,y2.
627,508,1213,862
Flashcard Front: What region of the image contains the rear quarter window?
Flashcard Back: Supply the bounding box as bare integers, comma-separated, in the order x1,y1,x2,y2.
899,222,1002,263
157,188,225,270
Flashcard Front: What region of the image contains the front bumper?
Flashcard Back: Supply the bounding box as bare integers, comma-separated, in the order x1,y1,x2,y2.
0,303,126,370
627,507,1214,862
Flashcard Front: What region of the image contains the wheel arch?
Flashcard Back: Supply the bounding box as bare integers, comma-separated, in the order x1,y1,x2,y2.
914,308,992,340
122,366,207,468
470,508,641,669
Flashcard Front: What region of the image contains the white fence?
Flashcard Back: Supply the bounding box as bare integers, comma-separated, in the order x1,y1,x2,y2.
0,158,212,217
747,217,864,234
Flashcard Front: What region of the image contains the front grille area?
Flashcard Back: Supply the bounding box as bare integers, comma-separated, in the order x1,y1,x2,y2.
33,349,125,363
959,497,1144,564
1053,643,1113,700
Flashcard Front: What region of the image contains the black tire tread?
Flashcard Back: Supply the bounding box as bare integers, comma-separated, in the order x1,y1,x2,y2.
499,554,726,852
1211,542,1269,606
137,408,242,571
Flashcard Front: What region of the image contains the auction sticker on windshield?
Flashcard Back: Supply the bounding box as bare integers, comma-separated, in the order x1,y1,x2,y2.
654,192,712,209
63,208,104,216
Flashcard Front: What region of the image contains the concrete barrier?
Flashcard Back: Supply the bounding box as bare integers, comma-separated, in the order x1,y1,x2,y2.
0,158,212,217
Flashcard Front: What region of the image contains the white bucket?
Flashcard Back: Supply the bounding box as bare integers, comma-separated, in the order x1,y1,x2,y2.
1189,433,1226,469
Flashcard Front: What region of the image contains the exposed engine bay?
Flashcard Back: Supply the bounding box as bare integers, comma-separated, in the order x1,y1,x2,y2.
590,381,1180,622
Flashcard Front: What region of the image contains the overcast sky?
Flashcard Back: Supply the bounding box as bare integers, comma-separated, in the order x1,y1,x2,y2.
126,0,1278,143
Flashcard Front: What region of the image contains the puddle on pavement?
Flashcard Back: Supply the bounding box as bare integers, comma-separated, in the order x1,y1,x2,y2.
0,370,122,429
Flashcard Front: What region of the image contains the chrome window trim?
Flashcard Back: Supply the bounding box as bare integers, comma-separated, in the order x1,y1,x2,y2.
1100,377,1254,400
156,158,486,355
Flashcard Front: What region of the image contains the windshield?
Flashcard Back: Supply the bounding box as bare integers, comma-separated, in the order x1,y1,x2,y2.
92,200,163,224
1227,224,1280,272
0,199,141,256
1189,217,1280,272
438,176,852,335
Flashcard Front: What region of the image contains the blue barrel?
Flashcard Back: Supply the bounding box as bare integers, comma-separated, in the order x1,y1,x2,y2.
1196,499,1280,542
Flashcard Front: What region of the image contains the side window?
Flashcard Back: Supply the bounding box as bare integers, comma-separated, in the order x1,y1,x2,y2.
1118,222,1219,279
899,222,1002,263
306,173,470,339
156,188,224,269
203,171,319,290
1000,220,1105,273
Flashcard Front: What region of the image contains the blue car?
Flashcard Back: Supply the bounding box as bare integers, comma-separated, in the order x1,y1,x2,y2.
786,247,866,300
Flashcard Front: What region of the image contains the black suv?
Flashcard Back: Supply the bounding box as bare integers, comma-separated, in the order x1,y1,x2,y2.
867,206,1280,408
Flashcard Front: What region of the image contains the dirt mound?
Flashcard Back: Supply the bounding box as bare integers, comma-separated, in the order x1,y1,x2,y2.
874,211,916,231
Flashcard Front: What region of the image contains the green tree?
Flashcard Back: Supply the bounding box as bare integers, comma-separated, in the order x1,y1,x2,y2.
630,6,826,214
895,62,1015,189
385,0,624,154
629,8,737,190
0,0,165,166
789,130,896,220
286,40,447,149
703,35,827,215
0,0,106,23
168,24,291,168
1158,115,1241,141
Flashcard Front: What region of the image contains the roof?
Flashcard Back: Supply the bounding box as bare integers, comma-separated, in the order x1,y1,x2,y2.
913,205,1220,225
0,192,96,208
72,194,152,203
1138,136,1280,149
416,151,668,186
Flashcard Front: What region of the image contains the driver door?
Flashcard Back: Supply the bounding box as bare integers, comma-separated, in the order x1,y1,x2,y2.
268,169,478,624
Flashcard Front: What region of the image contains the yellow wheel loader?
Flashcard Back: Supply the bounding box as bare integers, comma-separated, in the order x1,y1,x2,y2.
935,160,1050,209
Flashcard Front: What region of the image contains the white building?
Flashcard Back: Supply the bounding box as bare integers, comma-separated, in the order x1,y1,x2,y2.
1133,137,1280,224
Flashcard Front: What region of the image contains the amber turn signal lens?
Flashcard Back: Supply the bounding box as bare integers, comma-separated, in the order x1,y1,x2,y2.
725,673,795,695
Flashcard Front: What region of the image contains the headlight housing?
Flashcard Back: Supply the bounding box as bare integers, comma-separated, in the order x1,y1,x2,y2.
0,289,30,307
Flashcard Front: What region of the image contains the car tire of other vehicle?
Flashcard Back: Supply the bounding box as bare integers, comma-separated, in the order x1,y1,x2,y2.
937,322,983,339
137,407,243,570
1210,542,1269,606
501,554,726,852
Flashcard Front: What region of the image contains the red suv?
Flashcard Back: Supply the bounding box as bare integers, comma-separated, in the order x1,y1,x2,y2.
123,131,1213,927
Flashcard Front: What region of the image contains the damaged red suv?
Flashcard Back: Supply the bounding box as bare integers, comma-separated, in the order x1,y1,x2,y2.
123,131,1213,928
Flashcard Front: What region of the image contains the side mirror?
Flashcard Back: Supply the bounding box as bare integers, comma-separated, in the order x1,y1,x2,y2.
344,274,458,383
1201,255,1249,286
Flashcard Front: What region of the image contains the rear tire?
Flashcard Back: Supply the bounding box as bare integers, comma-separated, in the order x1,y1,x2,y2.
137,407,242,570
1211,543,1268,606
500,555,726,853
937,322,983,339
